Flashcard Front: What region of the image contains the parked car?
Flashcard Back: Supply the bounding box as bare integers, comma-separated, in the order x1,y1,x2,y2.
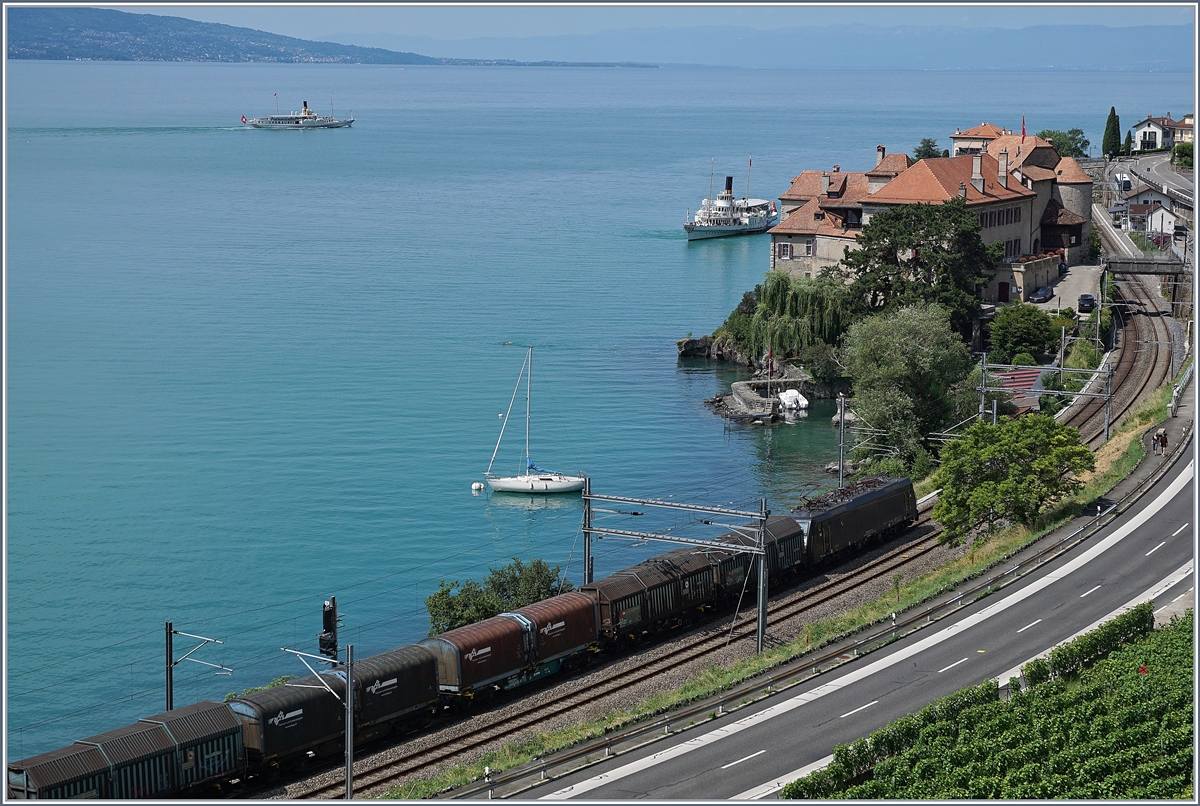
1077,294,1097,313
1029,286,1054,303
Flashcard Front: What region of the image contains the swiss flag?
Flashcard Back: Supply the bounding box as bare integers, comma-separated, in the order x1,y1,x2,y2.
241,115,247,124
1021,115,1026,144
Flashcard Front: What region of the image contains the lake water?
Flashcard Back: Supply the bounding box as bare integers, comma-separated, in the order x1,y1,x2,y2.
5,61,1191,757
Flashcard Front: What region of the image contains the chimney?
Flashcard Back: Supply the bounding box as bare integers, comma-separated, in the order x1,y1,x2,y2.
876,144,886,166
959,181,967,199
998,149,1008,189
971,153,984,193
821,173,830,195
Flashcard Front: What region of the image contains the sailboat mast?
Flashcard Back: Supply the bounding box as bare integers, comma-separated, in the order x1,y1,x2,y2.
485,349,529,476
708,157,714,203
525,347,532,469
746,155,751,199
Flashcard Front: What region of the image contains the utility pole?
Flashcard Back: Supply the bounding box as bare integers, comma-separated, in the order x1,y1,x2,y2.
278,645,354,798
978,352,988,420
582,477,593,584
344,644,354,800
837,393,846,489
165,622,231,712
581,491,770,653
756,498,768,655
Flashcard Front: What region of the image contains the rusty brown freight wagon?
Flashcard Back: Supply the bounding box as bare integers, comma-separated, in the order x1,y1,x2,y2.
509,592,599,667
420,616,529,694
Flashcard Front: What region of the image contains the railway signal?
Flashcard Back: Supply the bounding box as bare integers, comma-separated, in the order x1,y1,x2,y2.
319,597,339,659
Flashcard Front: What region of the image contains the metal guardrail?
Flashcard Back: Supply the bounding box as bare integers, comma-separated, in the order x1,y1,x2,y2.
1129,165,1193,207
451,417,1196,800
1171,360,1193,417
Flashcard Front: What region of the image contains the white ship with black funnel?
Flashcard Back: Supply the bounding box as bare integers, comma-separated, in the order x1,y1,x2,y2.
684,158,779,240
241,100,353,129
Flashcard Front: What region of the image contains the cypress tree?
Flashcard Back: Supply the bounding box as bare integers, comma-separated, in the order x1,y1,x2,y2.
1123,130,1133,155
1102,106,1121,156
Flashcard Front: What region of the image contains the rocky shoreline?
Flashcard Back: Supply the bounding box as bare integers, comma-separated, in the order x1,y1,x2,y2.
679,336,852,421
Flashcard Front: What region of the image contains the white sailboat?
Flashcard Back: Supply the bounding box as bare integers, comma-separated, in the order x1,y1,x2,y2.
485,347,586,493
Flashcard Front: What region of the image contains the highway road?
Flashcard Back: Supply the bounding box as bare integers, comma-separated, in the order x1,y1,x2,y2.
538,457,1194,800
1133,152,1193,200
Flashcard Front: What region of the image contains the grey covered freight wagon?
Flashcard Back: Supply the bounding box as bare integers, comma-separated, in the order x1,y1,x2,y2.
7,700,244,799
229,644,440,767
229,671,349,764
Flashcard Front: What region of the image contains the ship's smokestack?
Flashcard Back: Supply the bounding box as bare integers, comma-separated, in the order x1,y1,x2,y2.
303,101,309,114
724,176,734,194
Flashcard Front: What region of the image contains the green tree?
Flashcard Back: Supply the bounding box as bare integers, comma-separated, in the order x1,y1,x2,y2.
932,415,1094,543
913,137,942,160
989,302,1057,358
225,675,297,702
1035,128,1090,158
1172,142,1193,169
842,304,974,463
425,557,571,635
1123,130,1133,155
747,271,856,357
483,557,571,611
1102,107,1121,157
828,197,993,339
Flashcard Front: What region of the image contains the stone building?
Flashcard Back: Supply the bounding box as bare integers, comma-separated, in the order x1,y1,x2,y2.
767,122,1095,301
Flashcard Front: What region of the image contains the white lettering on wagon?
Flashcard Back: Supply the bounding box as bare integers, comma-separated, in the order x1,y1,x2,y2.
268,709,303,728
367,677,398,695
464,646,492,663
540,621,566,637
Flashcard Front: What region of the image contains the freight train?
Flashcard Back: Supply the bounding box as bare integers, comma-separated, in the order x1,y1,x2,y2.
8,477,916,799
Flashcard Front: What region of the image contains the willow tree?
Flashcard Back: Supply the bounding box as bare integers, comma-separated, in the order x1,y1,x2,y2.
748,270,856,357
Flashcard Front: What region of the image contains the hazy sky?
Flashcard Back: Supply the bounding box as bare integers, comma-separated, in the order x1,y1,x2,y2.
126,4,1193,42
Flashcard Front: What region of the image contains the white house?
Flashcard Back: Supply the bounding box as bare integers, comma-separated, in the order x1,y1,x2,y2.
1131,113,1193,151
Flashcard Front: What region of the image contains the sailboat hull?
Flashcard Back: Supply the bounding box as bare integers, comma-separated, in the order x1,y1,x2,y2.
486,474,586,493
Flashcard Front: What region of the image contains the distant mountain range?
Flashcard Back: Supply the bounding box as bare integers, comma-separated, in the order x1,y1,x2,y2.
320,23,1195,72
6,7,1193,72
4,7,655,67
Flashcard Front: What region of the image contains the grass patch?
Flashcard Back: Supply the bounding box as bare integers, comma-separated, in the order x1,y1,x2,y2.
380,382,1183,799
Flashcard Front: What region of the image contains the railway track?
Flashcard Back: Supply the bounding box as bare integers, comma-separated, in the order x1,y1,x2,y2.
292,514,943,799
1060,226,1175,448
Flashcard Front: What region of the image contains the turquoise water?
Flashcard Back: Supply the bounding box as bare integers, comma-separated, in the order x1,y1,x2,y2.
5,61,1192,757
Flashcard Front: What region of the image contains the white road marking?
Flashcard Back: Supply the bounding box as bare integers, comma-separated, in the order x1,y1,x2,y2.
1171,523,1188,536
1001,560,1193,684
721,750,765,769
1016,619,1042,633
1147,541,1166,556
543,463,1192,801
1158,587,1195,615
937,657,969,674
839,700,878,719
732,754,834,799
1080,584,1101,597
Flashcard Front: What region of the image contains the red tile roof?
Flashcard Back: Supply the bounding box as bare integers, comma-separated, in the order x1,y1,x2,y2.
984,134,1055,168
1041,199,1086,226
951,122,1009,139
1054,157,1093,184
1019,165,1057,182
779,170,827,203
865,153,1034,206
866,152,913,176
769,196,864,240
